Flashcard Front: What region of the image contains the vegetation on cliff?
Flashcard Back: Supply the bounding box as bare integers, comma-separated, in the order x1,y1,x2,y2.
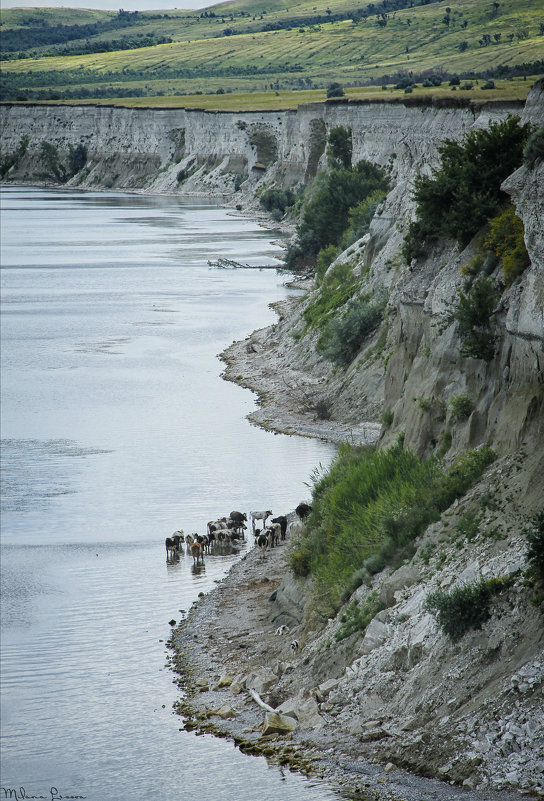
402,115,532,260
290,440,495,609
286,155,389,270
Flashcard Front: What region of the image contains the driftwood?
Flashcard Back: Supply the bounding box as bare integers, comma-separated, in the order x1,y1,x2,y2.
208,257,277,270
248,688,275,713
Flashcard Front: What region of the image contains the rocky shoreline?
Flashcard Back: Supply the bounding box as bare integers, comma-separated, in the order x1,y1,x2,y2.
170,298,542,801
169,525,528,801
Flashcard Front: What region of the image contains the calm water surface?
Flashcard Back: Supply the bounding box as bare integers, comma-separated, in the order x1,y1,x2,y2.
0,188,339,801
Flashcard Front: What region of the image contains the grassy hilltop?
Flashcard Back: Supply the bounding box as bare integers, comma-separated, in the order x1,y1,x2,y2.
1,0,543,106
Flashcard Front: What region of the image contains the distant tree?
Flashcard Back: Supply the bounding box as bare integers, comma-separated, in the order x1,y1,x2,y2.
494,32,502,42
68,143,87,176
326,82,344,98
327,126,352,168
458,40,469,51
39,141,66,182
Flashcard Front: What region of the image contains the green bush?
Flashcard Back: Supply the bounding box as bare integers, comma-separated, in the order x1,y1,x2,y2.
67,142,87,176
381,409,394,428
302,259,359,333
290,545,312,577
317,291,387,366
402,116,531,260
287,160,389,270
289,440,495,609
484,205,530,287
449,393,474,421
327,126,352,168
326,82,344,98
335,592,384,641
39,140,66,182
259,187,295,216
452,276,498,361
425,577,508,641
315,244,341,284
341,189,387,249
455,512,480,542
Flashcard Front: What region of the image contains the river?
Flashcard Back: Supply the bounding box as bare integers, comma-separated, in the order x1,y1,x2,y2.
0,187,339,801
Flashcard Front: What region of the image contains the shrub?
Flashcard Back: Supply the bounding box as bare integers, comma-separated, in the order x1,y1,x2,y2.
290,545,312,577
381,409,394,428
67,143,87,176
335,592,384,640
303,259,359,333
455,512,480,541
314,398,332,420
484,205,530,287
288,441,494,609
402,116,531,259
523,125,544,168
524,510,544,582
318,291,387,366
259,187,295,215
39,140,66,182
315,244,341,284
326,82,344,98
425,577,508,641
287,160,389,269
452,276,498,361
436,429,452,458
482,80,495,90
341,189,387,249
449,393,474,421
327,126,352,168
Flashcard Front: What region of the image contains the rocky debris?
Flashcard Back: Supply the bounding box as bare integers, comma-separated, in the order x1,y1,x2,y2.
261,711,297,735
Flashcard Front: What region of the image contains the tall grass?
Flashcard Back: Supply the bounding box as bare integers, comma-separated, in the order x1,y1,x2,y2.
290,440,495,609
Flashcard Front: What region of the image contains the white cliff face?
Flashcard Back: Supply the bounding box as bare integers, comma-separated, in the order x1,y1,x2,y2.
0,95,525,197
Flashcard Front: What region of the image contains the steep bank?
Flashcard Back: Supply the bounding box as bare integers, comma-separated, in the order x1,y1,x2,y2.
0,96,524,200
172,80,543,799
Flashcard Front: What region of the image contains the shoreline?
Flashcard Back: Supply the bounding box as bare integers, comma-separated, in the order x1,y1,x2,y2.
219,295,382,447
170,300,527,801
169,531,523,801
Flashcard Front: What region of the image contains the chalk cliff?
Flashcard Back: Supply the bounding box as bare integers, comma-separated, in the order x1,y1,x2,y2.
0,95,526,199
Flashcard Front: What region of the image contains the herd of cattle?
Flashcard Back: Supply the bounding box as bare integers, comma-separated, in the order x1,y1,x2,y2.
164,503,312,563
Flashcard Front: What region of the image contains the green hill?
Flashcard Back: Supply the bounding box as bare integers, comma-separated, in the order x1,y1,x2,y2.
1,0,543,104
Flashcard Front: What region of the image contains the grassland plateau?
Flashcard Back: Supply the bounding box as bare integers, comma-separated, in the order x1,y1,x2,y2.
1,0,543,106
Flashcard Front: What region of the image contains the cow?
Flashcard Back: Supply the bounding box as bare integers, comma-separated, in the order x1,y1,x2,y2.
250,510,272,535
271,515,288,541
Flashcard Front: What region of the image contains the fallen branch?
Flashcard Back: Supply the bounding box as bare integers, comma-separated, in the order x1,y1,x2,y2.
248,688,276,713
